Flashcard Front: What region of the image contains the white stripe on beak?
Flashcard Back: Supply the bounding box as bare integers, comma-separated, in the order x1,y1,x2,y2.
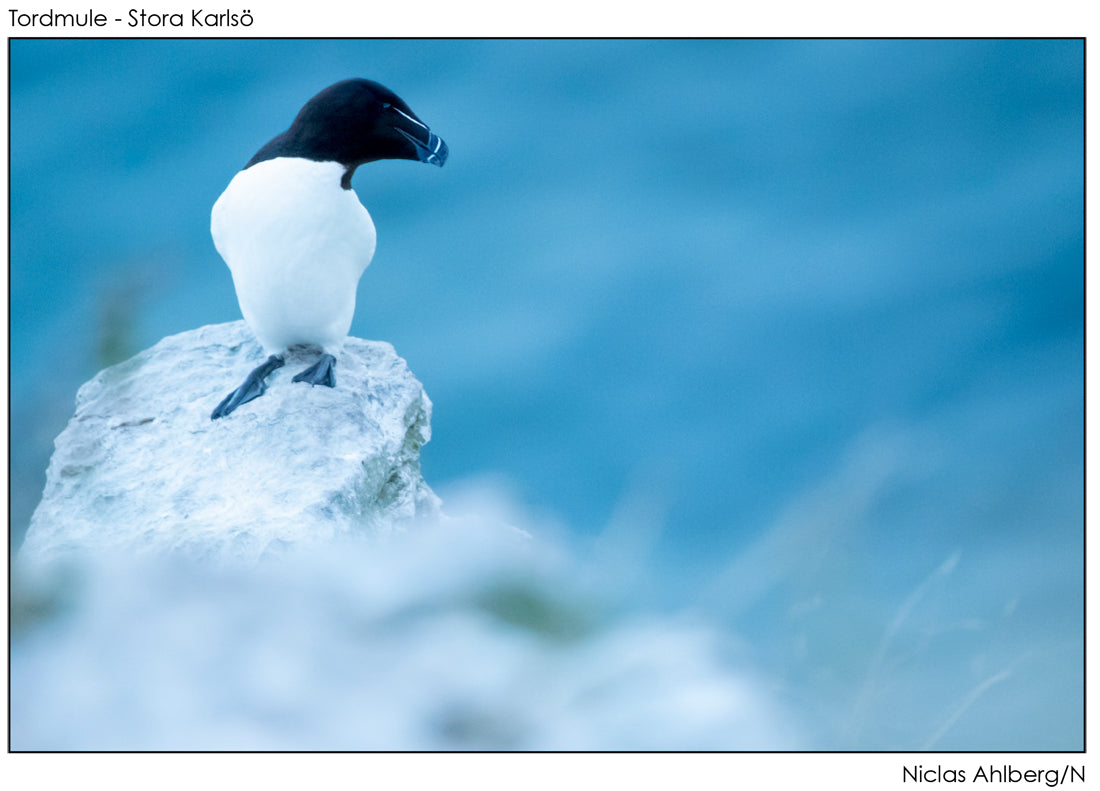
392,105,428,132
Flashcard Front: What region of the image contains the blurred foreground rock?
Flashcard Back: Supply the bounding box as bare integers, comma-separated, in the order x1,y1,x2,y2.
11,503,799,750
19,321,439,566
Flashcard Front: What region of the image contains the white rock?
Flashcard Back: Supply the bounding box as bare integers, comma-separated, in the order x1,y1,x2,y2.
19,321,440,566
12,324,802,751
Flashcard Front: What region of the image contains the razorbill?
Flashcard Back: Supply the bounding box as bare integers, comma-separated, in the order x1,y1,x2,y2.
210,78,447,419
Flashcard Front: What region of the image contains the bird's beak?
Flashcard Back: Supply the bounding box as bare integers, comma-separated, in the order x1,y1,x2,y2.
396,126,448,167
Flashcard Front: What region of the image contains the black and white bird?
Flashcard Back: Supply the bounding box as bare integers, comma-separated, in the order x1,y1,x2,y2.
210,78,447,420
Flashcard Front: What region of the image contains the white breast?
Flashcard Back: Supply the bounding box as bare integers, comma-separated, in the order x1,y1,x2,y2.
211,157,377,355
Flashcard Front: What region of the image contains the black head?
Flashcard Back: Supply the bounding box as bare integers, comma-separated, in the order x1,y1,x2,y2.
246,79,448,187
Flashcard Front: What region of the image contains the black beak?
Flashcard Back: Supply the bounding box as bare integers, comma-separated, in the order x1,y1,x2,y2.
396,127,448,167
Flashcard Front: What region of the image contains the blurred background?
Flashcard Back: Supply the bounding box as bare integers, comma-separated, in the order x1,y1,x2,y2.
9,39,1083,749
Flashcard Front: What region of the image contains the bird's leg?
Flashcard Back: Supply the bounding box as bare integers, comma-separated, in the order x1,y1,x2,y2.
292,353,337,388
210,354,285,420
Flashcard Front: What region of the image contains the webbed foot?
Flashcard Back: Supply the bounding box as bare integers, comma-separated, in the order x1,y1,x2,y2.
292,353,337,388
211,354,285,420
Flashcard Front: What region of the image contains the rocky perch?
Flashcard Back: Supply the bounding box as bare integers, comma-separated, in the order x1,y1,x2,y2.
12,323,802,752
19,321,440,566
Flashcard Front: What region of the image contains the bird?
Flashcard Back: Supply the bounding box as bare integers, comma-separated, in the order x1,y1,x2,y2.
209,78,447,420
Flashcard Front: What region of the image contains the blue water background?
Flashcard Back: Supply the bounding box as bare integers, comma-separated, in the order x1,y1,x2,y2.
9,39,1083,749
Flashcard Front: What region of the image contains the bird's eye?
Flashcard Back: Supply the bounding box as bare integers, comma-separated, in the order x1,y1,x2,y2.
382,102,392,109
